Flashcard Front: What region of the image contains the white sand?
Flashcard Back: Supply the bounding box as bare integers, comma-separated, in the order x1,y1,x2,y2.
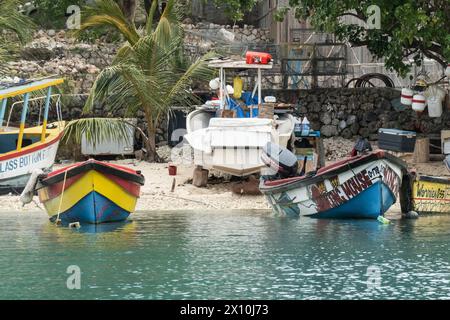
2,149,448,216
1,161,271,214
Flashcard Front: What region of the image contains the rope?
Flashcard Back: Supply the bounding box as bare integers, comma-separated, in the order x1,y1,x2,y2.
11,187,43,211
55,170,68,225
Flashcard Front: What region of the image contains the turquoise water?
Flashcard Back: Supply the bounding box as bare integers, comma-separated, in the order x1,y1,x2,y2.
0,210,449,300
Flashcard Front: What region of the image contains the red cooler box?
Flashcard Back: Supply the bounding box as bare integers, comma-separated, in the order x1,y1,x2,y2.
246,51,272,65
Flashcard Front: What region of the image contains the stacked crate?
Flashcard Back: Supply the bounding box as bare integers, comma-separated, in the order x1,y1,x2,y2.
258,103,275,119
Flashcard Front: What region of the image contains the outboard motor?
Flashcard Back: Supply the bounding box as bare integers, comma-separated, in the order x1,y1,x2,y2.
261,142,298,179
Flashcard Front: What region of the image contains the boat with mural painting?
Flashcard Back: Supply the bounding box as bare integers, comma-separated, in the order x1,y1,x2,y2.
408,174,450,214
0,78,65,194
35,159,145,224
259,142,408,219
184,53,296,177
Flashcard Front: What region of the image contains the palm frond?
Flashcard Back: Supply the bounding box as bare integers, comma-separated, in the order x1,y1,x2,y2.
75,0,214,160
0,0,35,65
164,52,215,107
0,0,35,44
75,0,140,45
84,62,164,116
63,117,131,147
145,0,159,35
153,0,183,50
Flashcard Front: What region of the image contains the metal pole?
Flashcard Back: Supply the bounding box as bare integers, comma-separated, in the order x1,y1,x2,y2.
41,86,52,142
219,67,224,110
257,68,262,118
17,93,30,151
0,98,7,128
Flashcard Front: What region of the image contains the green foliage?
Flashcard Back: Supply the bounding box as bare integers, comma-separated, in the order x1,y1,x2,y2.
276,0,450,76
32,0,85,29
67,0,214,161
210,0,259,22
0,0,35,69
64,117,131,146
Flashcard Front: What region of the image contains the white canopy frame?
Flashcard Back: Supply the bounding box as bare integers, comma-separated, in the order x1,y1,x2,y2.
207,60,272,118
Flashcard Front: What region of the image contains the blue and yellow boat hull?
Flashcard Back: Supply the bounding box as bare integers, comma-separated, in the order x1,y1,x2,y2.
37,160,145,224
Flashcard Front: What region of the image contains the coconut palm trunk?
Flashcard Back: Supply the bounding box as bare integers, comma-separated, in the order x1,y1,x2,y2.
65,0,213,162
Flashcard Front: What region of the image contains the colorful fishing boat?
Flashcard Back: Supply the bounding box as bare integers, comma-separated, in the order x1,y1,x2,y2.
35,160,145,224
260,143,407,219
0,78,65,194
408,174,450,215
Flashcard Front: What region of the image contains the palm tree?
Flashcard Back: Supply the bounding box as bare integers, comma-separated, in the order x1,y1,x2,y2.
0,0,35,69
66,0,213,161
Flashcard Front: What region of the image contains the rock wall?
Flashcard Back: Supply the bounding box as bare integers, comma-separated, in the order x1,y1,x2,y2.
265,88,449,139
3,24,272,144
5,28,448,146
183,22,271,55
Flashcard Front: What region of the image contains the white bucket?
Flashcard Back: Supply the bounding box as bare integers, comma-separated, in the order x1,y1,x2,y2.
400,88,413,105
427,96,443,117
412,94,426,112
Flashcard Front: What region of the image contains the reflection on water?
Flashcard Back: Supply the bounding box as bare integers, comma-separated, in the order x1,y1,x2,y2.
0,210,449,300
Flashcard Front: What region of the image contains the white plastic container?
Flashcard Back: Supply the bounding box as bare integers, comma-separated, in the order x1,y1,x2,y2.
427,96,443,117
425,85,446,117
401,88,414,105
301,117,310,136
412,94,426,112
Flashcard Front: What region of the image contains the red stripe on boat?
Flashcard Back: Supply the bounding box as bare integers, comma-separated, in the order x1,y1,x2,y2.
0,132,63,162
42,169,141,201
41,173,88,200
47,159,140,178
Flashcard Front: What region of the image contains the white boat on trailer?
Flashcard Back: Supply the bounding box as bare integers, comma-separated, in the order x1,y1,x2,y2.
184,58,295,177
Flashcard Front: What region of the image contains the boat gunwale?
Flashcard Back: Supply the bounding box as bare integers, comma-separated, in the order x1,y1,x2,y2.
260,151,407,195
36,160,145,189
413,175,450,185
0,124,64,162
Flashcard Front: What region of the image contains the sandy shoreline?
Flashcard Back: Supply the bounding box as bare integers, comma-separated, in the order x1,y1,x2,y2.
1,161,272,214
2,138,449,216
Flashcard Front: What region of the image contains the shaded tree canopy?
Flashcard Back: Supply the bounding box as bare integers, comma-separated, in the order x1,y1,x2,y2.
211,0,258,22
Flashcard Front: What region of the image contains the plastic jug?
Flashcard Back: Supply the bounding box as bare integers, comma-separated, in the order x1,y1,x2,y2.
401,88,413,105
294,117,302,133
412,94,426,112
233,76,243,99
301,117,310,136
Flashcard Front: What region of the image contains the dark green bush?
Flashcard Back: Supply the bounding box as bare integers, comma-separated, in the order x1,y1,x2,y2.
32,0,85,29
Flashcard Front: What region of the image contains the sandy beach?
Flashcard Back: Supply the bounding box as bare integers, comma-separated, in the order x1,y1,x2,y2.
1,161,272,214
2,137,449,216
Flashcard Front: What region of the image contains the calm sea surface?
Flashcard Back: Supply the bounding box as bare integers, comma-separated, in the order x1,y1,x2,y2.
0,210,449,300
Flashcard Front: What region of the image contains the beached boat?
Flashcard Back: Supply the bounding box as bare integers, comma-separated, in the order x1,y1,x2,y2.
184,58,295,177
35,160,145,224
0,79,65,194
409,175,450,214
260,143,407,219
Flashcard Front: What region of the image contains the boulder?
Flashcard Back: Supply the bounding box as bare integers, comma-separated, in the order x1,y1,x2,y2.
320,112,332,125
21,47,54,61
321,125,338,137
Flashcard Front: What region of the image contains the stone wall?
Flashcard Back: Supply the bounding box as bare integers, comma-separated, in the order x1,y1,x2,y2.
5,27,448,146
264,87,449,139
3,24,271,144
183,22,271,54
